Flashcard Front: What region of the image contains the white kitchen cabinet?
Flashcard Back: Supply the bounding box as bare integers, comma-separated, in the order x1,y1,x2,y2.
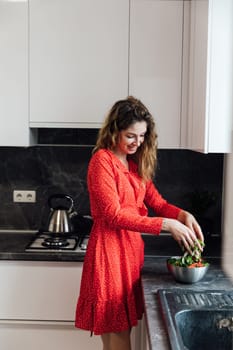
129,0,184,149
186,0,233,153
0,260,144,350
0,0,36,147
0,261,81,320
29,0,129,128
0,261,101,350
0,322,101,350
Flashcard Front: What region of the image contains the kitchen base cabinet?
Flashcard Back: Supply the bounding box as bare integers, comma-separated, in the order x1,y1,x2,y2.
0,322,101,350
0,261,82,320
0,321,146,350
0,261,102,349
0,260,144,350
0,322,148,350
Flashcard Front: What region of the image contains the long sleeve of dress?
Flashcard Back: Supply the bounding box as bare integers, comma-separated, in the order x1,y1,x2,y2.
144,180,181,219
88,150,181,235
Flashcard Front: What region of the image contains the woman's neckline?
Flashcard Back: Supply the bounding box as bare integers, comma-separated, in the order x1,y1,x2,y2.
107,149,130,171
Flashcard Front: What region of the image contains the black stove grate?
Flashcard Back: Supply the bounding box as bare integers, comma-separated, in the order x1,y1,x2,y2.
25,232,79,251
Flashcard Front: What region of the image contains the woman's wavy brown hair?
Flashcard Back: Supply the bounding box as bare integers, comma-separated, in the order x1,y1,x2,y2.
93,96,158,181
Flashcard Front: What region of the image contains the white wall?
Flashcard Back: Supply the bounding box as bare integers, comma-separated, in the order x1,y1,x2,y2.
222,131,233,281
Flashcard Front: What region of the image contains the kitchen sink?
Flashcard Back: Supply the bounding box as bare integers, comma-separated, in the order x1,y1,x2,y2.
176,309,233,349
157,289,233,350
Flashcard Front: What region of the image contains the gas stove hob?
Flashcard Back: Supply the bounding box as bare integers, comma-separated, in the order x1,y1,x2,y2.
25,233,88,253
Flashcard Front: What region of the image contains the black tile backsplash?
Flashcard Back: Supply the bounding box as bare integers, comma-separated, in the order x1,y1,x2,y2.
154,150,223,236
0,131,223,237
0,145,93,231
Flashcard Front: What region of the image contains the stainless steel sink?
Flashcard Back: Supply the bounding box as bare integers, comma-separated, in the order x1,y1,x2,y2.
157,289,233,350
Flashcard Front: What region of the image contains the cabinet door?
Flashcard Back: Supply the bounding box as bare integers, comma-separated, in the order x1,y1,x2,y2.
0,0,34,146
129,0,183,149
0,261,102,349
0,321,101,350
0,261,82,320
187,0,233,153
29,0,129,128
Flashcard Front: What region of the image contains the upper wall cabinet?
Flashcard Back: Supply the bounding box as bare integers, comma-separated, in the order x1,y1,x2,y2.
29,0,129,128
186,0,233,153
0,1,36,147
129,0,184,149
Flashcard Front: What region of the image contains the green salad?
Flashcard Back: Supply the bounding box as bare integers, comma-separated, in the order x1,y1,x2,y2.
167,240,209,268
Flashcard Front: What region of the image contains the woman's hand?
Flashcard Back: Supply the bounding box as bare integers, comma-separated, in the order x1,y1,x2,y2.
162,211,204,254
177,210,204,242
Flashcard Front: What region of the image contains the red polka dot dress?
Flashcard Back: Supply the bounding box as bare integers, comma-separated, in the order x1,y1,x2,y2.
75,149,180,335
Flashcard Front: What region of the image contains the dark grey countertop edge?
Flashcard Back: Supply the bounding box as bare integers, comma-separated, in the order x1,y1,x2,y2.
141,257,233,350
0,252,85,262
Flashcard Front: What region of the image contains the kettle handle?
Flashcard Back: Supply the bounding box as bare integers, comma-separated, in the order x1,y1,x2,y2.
48,194,74,212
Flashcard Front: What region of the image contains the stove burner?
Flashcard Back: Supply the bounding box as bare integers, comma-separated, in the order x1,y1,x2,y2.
25,232,89,252
42,237,70,248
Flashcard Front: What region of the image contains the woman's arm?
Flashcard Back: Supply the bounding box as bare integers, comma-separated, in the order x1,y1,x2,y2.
144,180,204,253
144,180,181,218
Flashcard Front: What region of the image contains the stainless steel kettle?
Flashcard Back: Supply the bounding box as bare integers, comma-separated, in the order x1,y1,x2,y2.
47,194,74,234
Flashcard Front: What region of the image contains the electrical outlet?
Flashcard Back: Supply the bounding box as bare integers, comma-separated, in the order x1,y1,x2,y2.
13,190,36,203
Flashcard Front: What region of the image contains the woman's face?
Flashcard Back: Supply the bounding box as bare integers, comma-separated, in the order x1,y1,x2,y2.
115,121,147,156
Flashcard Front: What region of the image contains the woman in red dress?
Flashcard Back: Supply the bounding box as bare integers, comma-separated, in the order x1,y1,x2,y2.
75,96,204,350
